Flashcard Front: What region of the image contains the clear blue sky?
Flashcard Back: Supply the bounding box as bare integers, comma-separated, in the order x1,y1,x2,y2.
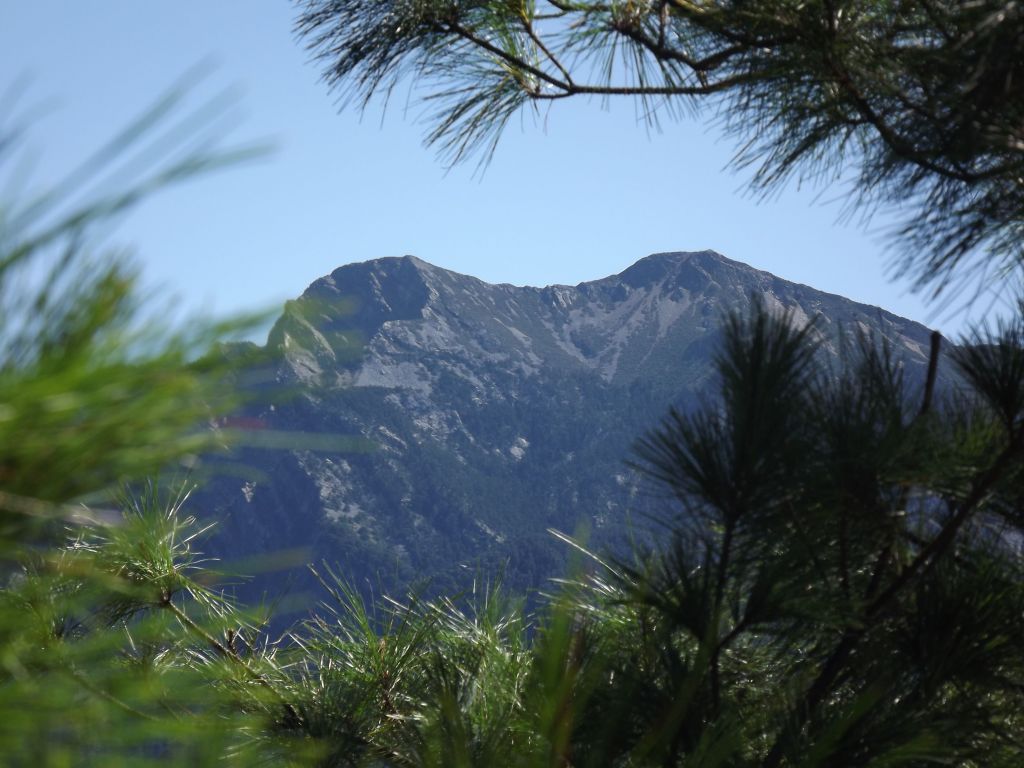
0,1,994,337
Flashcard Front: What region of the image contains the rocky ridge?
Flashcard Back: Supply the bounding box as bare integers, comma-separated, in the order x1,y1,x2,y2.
200,251,941,603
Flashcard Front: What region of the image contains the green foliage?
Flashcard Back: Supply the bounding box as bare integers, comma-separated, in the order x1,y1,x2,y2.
620,305,1024,766
3,293,1024,766
0,85,260,550
0,90,269,764
0,485,268,766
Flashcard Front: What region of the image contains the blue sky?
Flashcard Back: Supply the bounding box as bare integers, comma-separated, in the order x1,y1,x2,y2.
0,1,992,337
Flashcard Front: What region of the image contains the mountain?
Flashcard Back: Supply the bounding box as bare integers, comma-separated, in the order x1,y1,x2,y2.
198,251,943,605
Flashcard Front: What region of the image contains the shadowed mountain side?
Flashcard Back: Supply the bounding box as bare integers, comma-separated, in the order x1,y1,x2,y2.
196,251,946,612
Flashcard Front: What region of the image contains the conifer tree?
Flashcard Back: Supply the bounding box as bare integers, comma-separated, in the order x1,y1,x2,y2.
0,89,270,765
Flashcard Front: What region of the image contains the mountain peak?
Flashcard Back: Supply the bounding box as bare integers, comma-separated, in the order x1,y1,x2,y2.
322,254,432,283
630,250,733,268
401,254,435,270
613,249,742,289
643,249,727,263
278,249,936,387
208,248,947,611
315,251,748,295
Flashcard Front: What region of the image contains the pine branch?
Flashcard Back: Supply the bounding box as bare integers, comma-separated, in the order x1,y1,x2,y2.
160,595,302,727
761,429,1023,768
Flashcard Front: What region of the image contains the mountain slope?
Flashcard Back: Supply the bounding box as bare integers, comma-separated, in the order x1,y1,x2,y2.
199,251,942,602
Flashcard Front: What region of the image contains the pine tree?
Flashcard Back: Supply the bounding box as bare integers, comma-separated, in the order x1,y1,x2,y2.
0,89,268,766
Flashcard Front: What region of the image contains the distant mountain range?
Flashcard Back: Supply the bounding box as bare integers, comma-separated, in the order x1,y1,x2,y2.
197,251,943,606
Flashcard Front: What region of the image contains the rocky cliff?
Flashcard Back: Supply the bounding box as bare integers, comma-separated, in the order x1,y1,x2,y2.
198,251,942,605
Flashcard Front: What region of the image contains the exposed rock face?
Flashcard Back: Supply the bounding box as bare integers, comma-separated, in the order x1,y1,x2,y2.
199,251,941,604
